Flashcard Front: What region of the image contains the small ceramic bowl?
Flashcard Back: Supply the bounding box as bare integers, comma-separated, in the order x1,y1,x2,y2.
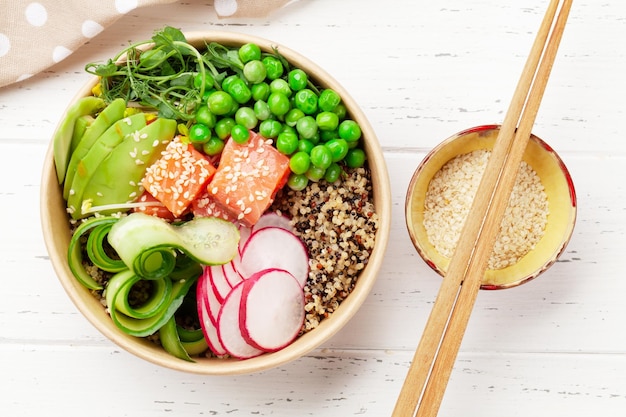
40,31,391,374
405,124,576,289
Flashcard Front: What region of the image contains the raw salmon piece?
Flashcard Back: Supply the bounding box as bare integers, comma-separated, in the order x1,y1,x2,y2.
142,136,216,217
208,133,290,227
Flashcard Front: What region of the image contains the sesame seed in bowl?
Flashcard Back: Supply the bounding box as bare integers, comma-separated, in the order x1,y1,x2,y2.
405,125,576,290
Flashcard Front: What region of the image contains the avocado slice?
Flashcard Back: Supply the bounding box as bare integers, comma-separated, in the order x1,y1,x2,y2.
80,118,177,215
52,96,105,184
67,113,147,219
63,98,126,199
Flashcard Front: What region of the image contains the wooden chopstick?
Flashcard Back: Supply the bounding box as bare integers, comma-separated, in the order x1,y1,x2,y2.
392,1,573,416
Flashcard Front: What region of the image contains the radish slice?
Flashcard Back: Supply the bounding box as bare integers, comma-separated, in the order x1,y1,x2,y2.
217,281,264,359
240,269,305,352
238,224,252,254
223,255,244,286
240,227,309,287
196,271,227,356
252,212,293,234
208,264,231,302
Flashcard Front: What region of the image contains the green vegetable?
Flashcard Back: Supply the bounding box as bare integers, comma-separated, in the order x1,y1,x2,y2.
53,96,106,184
189,123,211,143
238,43,261,63
288,69,308,91
234,107,257,130
230,124,250,144
289,151,310,175
345,148,366,168
105,268,198,337
294,89,318,115
276,131,299,155
318,89,341,112
202,137,225,155
108,212,240,279
310,145,333,170
67,113,148,219
324,162,343,183
243,60,267,84
68,216,121,290
194,105,216,128
159,317,209,361
325,138,349,162
63,98,127,199
70,115,95,159
287,173,308,191
338,119,361,142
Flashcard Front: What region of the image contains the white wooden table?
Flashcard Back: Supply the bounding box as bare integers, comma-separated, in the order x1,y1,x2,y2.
2,1,625,415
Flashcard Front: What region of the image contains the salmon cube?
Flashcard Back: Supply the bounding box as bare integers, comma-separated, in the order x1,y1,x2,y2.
142,137,216,217
207,133,290,227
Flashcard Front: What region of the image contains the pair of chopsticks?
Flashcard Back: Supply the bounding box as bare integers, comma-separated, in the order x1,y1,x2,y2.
393,1,573,417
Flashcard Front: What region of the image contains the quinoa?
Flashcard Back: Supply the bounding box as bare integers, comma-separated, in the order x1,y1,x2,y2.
423,149,548,270
271,167,379,332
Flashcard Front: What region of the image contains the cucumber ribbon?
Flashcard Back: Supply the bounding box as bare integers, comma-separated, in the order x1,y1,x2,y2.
67,213,239,358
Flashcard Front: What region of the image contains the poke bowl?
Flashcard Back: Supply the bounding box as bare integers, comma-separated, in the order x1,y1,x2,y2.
405,125,576,289
40,28,391,374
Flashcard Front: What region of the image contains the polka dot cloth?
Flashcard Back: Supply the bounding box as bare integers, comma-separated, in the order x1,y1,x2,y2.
0,0,294,88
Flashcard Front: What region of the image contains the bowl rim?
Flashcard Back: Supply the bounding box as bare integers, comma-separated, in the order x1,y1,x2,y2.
404,124,577,290
40,29,391,374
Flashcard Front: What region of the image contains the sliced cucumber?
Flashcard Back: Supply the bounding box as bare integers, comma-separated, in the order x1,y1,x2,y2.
108,213,240,279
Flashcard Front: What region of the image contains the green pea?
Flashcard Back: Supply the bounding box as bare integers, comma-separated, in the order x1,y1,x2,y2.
267,92,291,117
296,115,318,139
298,139,315,154
195,105,216,128
305,165,326,182
251,82,270,101
285,108,305,127
338,119,362,142
289,151,311,175
276,131,299,155
324,162,342,183
235,107,258,130
269,78,292,97
333,103,347,120
227,78,252,104
318,89,341,112
254,100,271,121
214,117,236,140
288,69,308,91
262,56,284,80
203,137,225,156
202,88,216,103
239,43,261,63
243,60,266,84
221,74,238,92
281,124,296,135
193,72,215,90
189,123,211,144
320,129,338,142
310,145,333,170
259,119,283,138
231,124,250,144
316,111,339,131
207,91,234,116
345,148,366,168
325,138,349,162
294,89,318,115
287,173,308,191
